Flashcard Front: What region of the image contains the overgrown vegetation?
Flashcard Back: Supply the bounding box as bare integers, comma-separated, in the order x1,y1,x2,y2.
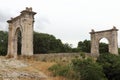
49,53,120,80
48,63,71,77
48,58,76,80
72,58,107,80
97,53,120,80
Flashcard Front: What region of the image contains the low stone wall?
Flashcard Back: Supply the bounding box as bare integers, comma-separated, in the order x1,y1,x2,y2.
33,53,81,62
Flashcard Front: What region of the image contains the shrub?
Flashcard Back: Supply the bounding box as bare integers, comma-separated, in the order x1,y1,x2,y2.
72,58,107,80
48,63,77,80
48,63,70,76
80,52,85,59
97,53,120,80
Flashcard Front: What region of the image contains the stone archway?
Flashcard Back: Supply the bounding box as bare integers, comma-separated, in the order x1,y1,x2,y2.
99,38,109,53
14,27,22,55
7,7,36,58
90,27,118,57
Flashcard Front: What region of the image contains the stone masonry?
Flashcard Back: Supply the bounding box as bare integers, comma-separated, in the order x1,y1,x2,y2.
7,7,36,58
90,27,118,57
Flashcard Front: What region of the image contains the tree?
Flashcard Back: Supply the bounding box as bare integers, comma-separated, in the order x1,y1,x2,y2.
33,32,54,53
62,43,72,52
33,32,70,53
0,31,8,56
77,40,91,53
99,42,108,53
77,40,108,53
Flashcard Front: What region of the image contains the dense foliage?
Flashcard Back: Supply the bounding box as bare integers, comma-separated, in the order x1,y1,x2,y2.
77,40,91,53
34,32,62,53
33,32,73,53
72,58,107,80
99,42,108,53
0,31,8,56
97,53,120,80
77,40,109,53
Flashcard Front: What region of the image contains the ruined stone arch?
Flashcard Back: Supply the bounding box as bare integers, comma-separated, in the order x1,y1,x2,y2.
7,7,36,58
90,27,118,57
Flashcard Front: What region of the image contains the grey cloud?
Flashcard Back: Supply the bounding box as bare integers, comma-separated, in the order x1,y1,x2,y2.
34,17,50,32
0,10,14,31
0,22,8,31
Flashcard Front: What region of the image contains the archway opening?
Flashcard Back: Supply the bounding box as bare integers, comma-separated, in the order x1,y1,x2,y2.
99,38,109,54
16,28,22,55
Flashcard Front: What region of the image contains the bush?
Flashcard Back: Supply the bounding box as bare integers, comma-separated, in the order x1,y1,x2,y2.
48,62,78,80
72,58,107,80
48,63,70,76
97,53,120,80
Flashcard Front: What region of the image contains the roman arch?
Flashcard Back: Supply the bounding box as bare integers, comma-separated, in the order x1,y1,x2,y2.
90,27,118,57
7,7,36,58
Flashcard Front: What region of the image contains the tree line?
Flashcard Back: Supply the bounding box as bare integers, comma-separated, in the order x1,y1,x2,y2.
33,32,72,53
0,31,111,55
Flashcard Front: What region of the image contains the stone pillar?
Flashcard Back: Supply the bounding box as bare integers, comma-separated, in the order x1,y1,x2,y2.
21,8,36,56
7,23,12,57
7,22,14,57
90,29,99,57
13,31,18,58
109,27,118,55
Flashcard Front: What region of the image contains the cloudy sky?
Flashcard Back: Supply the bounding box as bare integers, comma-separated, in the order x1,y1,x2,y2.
0,0,120,47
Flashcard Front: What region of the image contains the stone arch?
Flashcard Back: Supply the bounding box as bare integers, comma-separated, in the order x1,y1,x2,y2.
98,37,109,53
7,7,36,58
90,27,118,57
98,37,109,44
14,27,22,56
